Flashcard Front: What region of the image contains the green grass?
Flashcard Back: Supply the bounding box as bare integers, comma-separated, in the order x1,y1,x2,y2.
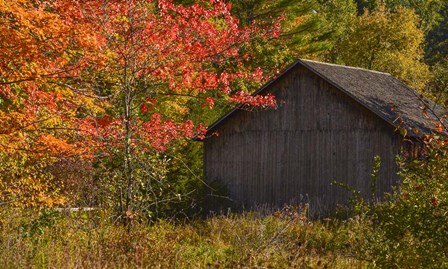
0,209,367,268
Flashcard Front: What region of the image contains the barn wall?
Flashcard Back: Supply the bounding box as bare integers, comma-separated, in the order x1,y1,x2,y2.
204,66,403,215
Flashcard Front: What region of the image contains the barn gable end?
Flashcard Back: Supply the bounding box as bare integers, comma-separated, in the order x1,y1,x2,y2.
202,60,446,215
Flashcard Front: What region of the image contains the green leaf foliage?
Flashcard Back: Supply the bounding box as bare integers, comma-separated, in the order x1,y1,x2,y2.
350,137,448,268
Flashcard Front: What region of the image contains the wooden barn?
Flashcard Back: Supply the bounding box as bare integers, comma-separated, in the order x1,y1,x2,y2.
200,59,446,215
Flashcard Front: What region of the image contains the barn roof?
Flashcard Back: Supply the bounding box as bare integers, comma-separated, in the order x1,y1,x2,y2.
204,59,447,138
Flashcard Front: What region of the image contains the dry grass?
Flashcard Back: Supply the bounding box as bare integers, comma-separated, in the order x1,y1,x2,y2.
0,208,367,268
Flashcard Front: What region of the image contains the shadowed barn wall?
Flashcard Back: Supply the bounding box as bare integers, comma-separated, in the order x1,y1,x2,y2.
204,65,403,215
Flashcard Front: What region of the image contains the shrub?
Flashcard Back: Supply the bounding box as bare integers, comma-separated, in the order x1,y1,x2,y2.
351,135,448,268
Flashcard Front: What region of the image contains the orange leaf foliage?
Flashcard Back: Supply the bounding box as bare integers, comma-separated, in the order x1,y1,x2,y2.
0,0,280,208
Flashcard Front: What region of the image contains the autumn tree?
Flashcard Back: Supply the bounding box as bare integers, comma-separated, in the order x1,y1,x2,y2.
354,0,445,32
0,0,279,220
41,0,276,221
0,0,102,207
331,6,430,89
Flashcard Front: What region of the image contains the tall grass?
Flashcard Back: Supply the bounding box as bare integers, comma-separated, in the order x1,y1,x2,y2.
0,208,365,268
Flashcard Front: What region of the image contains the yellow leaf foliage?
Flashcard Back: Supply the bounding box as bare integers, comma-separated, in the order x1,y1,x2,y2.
335,6,430,90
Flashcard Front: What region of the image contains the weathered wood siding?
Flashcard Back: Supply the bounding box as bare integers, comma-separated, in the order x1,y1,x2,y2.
204,66,402,215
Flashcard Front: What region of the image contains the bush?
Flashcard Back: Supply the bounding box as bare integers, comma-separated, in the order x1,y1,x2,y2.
350,135,448,268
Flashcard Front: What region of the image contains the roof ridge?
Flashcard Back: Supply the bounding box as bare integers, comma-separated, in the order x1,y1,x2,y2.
299,59,391,75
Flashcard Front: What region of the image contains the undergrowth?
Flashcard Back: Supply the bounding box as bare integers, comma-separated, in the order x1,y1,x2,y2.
0,207,365,268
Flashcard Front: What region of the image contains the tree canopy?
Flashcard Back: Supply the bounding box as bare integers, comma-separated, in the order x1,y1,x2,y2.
0,0,277,216
330,6,430,89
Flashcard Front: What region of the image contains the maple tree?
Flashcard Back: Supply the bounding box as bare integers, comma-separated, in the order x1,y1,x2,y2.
1,0,278,220
0,0,102,207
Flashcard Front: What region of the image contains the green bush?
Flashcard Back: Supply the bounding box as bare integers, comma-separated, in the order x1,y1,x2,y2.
350,136,448,268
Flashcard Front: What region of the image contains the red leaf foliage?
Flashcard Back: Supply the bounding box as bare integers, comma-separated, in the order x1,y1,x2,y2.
1,0,279,163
